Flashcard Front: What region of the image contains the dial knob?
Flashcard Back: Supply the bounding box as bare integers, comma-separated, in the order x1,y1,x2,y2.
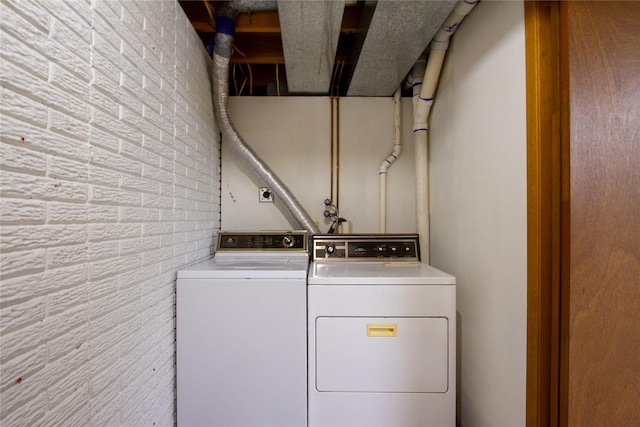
325,243,336,256
282,235,294,248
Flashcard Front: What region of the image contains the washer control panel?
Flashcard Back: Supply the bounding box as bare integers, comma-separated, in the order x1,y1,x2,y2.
312,234,420,262
217,231,307,252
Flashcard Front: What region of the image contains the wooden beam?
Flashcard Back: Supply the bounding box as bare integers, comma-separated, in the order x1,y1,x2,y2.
236,10,281,33
230,56,284,65
190,6,362,34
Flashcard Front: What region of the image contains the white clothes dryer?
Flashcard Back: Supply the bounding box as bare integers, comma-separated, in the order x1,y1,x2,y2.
308,234,456,427
177,231,309,427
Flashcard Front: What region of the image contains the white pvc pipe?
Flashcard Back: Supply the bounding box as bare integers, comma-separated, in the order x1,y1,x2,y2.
378,87,402,233
413,0,478,263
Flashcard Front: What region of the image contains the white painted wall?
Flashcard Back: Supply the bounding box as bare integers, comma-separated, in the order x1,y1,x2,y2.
222,96,417,234
0,1,219,425
430,2,527,426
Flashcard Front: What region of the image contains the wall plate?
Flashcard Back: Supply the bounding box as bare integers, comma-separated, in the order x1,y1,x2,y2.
259,187,274,203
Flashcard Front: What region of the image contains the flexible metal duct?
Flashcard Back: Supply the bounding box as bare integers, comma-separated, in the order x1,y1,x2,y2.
212,2,320,234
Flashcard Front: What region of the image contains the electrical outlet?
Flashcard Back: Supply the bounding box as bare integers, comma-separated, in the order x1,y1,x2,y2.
259,187,273,203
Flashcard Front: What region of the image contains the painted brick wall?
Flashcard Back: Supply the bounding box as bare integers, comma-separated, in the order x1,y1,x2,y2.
0,0,220,425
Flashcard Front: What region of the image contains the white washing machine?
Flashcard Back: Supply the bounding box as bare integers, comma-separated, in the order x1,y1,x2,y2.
308,234,456,427
177,231,309,427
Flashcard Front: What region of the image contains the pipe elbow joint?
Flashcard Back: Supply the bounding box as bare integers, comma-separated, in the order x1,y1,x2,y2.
455,1,479,17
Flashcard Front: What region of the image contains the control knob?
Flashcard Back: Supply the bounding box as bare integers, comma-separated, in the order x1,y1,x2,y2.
282,235,295,248
325,243,336,256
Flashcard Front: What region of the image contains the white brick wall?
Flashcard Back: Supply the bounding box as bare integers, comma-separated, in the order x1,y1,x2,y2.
0,0,220,425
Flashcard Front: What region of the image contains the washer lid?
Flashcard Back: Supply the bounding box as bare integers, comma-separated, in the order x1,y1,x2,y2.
178,256,309,279
308,261,455,285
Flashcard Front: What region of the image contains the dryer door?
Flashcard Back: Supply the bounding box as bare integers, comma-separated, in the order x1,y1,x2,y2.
314,316,449,393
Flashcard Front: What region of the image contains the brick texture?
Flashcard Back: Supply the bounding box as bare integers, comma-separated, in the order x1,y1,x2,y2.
0,0,220,425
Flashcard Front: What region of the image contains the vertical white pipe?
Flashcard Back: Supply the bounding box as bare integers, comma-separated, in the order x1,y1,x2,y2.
413,0,478,262
379,174,387,233
414,49,446,263
378,87,402,233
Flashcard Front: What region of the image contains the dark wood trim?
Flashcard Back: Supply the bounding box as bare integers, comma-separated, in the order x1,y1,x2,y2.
525,2,563,426
558,4,570,425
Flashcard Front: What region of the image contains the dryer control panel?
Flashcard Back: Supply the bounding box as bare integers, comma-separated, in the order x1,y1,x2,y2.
217,231,307,252
312,234,420,262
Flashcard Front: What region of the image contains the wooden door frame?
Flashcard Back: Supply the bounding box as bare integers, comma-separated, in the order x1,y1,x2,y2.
525,1,565,426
